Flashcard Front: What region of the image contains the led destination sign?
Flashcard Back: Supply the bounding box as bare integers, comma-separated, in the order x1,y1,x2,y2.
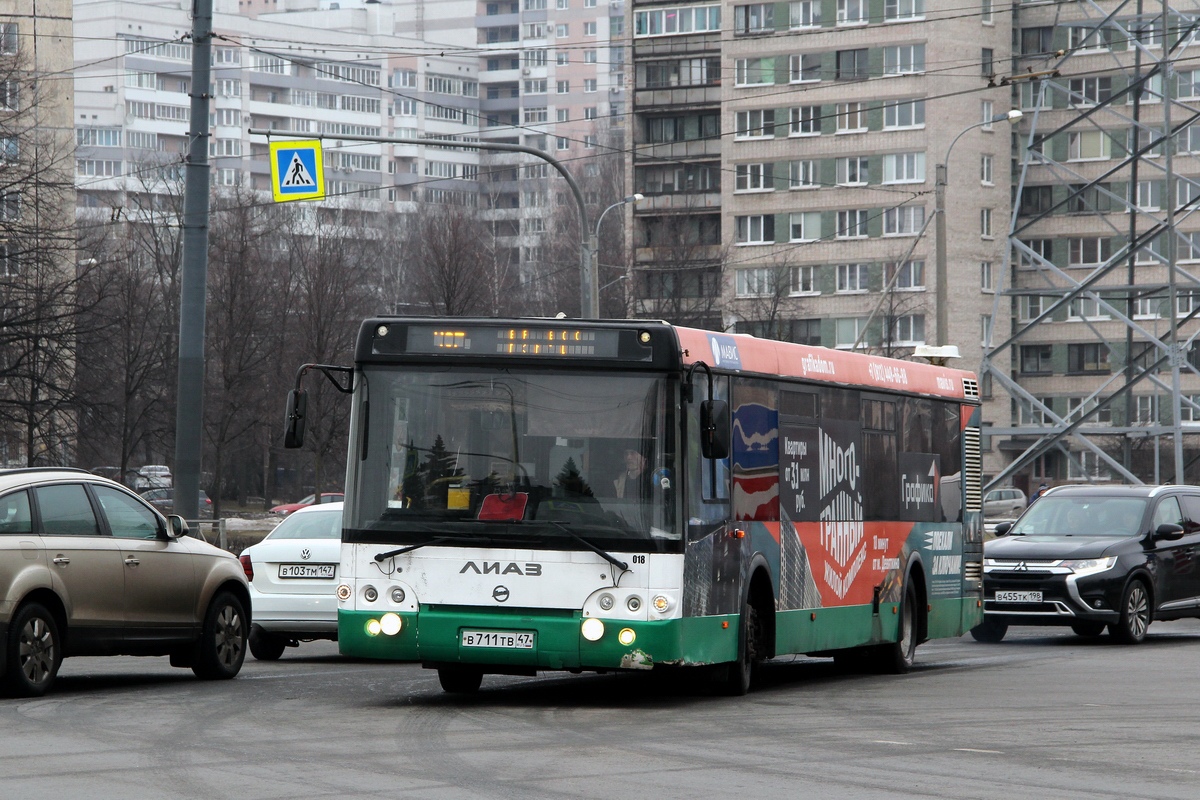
401,325,624,358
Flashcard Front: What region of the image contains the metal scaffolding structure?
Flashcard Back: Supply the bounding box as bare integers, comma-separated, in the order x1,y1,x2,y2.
984,0,1200,489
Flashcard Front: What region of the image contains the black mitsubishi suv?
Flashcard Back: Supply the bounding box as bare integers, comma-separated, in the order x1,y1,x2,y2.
972,484,1200,644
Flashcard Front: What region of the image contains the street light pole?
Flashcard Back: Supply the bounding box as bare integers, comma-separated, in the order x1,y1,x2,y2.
589,193,643,318
934,109,1023,346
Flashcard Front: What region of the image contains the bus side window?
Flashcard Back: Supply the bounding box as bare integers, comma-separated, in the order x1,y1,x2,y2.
689,376,729,509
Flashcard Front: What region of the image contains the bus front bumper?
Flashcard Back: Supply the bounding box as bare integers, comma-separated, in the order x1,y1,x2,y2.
338,606,738,671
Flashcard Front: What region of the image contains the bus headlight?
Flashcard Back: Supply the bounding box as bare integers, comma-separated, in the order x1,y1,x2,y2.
626,596,642,612
363,585,378,603
379,613,403,636
390,586,406,604
336,584,352,601
598,593,614,611
365,618,382,636
652,595,670,613
618,628,636,646
581,618,605,641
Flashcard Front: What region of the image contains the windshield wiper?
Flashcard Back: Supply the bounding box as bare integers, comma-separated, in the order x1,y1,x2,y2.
374,534,491,561
545,521,628,571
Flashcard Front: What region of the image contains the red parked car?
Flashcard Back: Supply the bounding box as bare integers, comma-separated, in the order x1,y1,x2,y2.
269,492,344,516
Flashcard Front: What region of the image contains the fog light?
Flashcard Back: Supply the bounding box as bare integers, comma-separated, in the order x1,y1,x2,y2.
390,586,406,604
581,617,605,641
365,618,382,636
652,595,670,613
364,585,378,603
627,596,642,612
379,612,403,636
598,593,614,611
336,584,352,601
618,628,636,646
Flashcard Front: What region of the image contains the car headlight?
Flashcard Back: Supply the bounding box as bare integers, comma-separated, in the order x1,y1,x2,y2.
1060,556,1117,576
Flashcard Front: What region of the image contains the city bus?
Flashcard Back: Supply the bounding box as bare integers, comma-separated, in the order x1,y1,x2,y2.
283,317,984,694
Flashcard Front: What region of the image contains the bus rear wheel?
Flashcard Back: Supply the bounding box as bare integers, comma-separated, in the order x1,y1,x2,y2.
438,666,483,694
873,583,918,674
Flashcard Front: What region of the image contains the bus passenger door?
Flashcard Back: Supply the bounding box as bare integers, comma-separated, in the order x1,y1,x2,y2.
683,376,734,617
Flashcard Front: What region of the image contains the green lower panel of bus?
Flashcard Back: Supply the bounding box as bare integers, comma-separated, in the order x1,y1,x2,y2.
339,606,740,670
339,595,980,670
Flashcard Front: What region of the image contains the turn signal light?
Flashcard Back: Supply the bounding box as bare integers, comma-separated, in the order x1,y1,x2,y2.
337,584,352,601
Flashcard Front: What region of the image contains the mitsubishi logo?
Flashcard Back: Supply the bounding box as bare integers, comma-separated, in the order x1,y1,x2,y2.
301,549,311,560
1013,561,1028,571
492,585,510,603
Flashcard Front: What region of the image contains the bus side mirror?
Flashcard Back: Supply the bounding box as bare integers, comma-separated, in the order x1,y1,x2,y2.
700,399,730,460
283,389,307,449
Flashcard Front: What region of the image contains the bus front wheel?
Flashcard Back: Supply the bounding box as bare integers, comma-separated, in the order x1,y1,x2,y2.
721,598,763,695
438,666,483,694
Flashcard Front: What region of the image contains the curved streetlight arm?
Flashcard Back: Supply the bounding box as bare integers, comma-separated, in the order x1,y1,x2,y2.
589,193,643,317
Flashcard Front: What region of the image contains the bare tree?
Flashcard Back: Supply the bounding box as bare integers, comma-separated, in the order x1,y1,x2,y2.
404,200,491,315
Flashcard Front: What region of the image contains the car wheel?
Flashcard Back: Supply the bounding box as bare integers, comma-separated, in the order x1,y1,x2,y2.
3,603,62,698
192,591,248,680
437,666,483,694
721,597,762,695
1110,579,1151,644
970,618,1008,643
249,625,287,661
1070,621,1107,638
873,583,918,674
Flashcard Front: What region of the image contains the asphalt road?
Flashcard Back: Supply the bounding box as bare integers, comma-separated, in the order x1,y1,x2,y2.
4,620,1200,800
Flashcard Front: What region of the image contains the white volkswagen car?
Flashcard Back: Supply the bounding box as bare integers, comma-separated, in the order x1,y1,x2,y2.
238,502,341,660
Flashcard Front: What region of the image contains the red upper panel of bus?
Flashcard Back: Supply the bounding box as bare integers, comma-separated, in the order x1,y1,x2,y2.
674,327,976,400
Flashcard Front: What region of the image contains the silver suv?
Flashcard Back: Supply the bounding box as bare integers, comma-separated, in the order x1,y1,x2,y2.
0,468,250,696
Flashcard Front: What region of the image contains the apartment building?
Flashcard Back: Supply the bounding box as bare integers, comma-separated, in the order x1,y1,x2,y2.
997,0,1200,487
629,0,1012,463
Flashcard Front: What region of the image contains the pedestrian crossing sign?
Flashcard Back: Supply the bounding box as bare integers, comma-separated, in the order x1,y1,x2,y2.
269,140,325,202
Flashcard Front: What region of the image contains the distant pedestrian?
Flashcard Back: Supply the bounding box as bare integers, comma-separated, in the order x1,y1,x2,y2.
1029,483,1049,505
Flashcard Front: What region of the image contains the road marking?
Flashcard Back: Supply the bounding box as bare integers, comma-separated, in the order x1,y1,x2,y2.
955,748,1004,754
874,740,914,746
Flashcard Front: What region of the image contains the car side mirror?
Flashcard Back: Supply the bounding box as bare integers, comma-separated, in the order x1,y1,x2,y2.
993,521,1012,537
283,389,307,449
700,399,730,460
166,514,189,539
1154,522,1185,541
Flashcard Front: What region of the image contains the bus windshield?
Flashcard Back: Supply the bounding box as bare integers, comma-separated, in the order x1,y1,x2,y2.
349,366,679,550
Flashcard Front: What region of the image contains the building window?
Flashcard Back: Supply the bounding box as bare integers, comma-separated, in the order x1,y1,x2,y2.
980,208,993,238
1018,295,1049,321
790,211,821,242
0,23,16,55
836,0,867,25
790,0,821,28
882,152,924,183
789,53,821,83
1067,296,1109,320
789,106,821,136
583,79,597,92
1069,396,1112,424
884,0,923,20
980,154,994,184
835,49,868,80
791,318,822,345
1069,237,1112,266
735,163,774,191
836,156,868,186
1069,76,1113,106
887,260,925,289
735,215,775,244
736,267,773,296
981,315,992,347
735,57,776,86
1134,395,1158,424
885,205,925,236
891,314,925,345
883,44,924,75
1016,397,1052,427
836,263,869,292
836,210,868,239
583,20,597,35
982,47,994,76
789,159,817,188
734,3,775,33
1069,131,1112,161
735,109,775,138
835,102,866,132
791,265,818,295
835,317,869,349
1021,26,1053,56
980,99,994,128
1020,344,1053,374
1068,26,1114,52
981,261,994,291
883,99,924,129
981,0,993,23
